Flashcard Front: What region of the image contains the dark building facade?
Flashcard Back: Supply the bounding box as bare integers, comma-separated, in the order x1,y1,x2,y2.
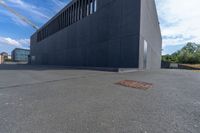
31,0,162,69
12,48,30,62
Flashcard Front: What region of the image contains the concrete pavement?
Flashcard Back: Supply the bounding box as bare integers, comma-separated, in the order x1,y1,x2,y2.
0,65,199,133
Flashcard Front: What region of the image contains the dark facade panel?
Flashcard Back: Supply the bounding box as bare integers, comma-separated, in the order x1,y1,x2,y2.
31,0,161,69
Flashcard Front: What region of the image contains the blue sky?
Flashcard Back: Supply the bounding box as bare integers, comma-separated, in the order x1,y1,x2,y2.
156,0,200,55
0,0,200,55
0,0,70,54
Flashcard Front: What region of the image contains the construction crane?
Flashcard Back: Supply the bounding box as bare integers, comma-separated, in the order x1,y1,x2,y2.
0,0,39,30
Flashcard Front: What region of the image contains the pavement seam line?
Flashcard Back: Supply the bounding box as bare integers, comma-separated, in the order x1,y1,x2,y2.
0,73,114,90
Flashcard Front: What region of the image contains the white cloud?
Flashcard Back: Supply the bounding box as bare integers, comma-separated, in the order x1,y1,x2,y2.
0,37,20,47
18,38,30,45
0,0,51,27
51,0,66,8
0,0,70,28
51,0,70,13
6,0,50,20
156,0,200,48
0,9,28,26
0,36,30,47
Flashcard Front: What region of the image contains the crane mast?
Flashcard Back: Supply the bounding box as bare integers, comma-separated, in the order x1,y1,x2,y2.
0,0,39,30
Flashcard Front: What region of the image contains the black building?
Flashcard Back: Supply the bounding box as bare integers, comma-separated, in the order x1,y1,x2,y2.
31,0,162,69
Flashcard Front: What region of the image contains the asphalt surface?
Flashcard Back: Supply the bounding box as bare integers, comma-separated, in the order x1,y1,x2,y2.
0,65,199,133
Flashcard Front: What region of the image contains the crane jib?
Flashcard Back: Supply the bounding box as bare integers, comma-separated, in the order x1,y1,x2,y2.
0,0,38,30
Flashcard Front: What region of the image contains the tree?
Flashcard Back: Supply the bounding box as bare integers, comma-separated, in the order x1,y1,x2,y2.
162,42,200,64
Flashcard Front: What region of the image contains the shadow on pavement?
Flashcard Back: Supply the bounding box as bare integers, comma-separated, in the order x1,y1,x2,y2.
0,64,118,72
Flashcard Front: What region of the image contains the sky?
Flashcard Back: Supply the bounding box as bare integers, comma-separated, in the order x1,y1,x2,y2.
0,0,200,55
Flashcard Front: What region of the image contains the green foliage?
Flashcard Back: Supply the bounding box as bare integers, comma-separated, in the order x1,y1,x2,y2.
162,42,200,64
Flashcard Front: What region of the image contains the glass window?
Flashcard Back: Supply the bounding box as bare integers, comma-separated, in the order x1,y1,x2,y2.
94,0,97,12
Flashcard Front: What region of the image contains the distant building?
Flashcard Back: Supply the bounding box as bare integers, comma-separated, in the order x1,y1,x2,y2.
7,55,12,60
12,48,30,62
31,0,162,69
0,55,3,64
1,52,8,57
0,52,8,64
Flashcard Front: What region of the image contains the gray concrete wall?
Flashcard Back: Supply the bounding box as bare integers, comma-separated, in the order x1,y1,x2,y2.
31,0,141,68
139,0,162,69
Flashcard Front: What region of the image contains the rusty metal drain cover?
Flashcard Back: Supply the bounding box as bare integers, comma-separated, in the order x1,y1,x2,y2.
116,80,153,90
